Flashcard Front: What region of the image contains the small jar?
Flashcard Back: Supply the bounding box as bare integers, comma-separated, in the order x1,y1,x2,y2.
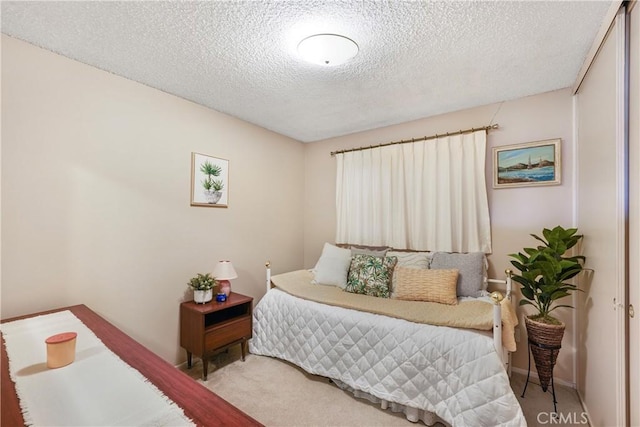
216,293,227,303
46,332,77,369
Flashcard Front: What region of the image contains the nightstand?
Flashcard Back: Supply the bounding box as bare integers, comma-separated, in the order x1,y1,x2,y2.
180,292,253,380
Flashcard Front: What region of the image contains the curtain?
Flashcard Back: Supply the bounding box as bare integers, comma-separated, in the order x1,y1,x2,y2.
335,130,491,253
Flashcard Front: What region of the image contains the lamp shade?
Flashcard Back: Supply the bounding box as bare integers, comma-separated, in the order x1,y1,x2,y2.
212,260,238,280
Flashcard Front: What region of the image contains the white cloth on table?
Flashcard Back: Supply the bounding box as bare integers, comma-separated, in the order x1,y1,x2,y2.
1,310,195,427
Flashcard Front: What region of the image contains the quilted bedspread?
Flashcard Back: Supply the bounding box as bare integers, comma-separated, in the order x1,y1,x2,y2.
250,288,527,427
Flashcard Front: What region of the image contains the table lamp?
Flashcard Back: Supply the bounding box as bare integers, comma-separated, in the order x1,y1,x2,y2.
213,260,238,297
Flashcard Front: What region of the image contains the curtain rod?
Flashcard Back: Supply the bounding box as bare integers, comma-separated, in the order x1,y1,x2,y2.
330,124,499,156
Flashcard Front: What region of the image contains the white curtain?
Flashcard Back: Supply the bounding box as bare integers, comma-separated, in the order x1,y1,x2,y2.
335,130,491,253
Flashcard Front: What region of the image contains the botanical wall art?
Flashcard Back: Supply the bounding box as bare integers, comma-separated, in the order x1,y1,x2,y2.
191,152,229,207
493,138,561,188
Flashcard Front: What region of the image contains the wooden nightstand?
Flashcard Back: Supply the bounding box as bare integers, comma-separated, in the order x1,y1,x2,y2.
180,292,253,380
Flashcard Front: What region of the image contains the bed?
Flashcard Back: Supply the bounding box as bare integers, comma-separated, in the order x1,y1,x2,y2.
1,304,262,427
249,245,526,426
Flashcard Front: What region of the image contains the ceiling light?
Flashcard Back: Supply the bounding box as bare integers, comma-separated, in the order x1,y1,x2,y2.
297,34,359,66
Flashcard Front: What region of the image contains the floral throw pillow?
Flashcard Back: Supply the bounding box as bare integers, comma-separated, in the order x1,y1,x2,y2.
345,254,398,298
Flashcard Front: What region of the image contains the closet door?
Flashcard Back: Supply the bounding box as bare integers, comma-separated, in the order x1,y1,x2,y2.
575,9,627,426
629,3,639,426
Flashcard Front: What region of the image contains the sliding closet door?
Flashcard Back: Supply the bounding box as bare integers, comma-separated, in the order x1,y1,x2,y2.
629,3,639,426
575,9,627,426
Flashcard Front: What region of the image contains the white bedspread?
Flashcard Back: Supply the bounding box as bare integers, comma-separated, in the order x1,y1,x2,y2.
250,289,526,427
1,310,195,427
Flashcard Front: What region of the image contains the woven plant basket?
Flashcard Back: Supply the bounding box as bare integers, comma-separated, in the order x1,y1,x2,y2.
524,316,565,392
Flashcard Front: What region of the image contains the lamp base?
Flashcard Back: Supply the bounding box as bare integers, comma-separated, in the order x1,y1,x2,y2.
219,280,231,297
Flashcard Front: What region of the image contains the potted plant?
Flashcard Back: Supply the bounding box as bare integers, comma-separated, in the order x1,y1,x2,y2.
200,161,223,204
188,273,218,304
211,179,224,203
509,226,585,391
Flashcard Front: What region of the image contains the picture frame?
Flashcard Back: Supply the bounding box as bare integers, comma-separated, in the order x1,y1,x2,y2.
190,152,229,207
493,138,561,188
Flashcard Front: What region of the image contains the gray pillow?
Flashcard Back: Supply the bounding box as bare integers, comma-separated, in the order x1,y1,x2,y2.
430,252,485,297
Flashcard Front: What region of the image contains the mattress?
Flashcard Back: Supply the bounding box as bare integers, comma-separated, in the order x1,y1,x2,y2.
249,288,526,426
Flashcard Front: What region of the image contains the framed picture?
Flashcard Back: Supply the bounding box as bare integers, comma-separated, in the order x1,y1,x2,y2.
493,139,561,188
190,152,229,207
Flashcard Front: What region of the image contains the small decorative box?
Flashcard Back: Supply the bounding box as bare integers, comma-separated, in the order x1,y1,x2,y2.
216,293,227,303
45,331,77,369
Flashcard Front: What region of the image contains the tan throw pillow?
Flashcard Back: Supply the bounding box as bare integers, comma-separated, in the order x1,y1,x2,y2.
386,251,431,297
394,267,459,305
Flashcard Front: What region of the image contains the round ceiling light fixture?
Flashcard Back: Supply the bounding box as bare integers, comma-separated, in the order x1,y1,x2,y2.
297,34,359,66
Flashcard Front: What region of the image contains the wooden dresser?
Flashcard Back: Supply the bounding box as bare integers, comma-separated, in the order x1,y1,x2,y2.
180,292,253,380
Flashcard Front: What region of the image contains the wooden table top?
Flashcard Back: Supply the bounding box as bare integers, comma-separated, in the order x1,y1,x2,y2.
1,304,263,427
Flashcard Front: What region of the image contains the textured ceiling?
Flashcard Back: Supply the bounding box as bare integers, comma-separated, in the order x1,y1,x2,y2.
1,1,614,142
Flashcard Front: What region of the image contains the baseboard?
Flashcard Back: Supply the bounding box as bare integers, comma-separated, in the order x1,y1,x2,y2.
576,389,593,426
511,367,576,389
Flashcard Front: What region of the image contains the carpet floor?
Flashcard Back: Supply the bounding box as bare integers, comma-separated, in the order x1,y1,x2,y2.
179,348,586,426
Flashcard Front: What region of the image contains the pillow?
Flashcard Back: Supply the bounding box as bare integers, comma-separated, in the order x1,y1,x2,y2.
386,251,431,269
481,257,489,291
351,247,388,258
430,252,485,297
345,254,398,298
393,267,459,305
338,244,389,252
386,251,431,296
313,243,352,288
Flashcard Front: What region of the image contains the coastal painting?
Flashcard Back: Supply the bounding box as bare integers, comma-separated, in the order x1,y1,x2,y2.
493,139,561,188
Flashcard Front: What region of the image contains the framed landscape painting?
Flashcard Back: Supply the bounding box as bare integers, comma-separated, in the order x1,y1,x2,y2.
493,139,561,188
190,152,229,207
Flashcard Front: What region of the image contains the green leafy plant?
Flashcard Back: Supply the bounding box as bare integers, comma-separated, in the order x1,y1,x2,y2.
509,226,585,324
187,273,217,291
202,177,214,191
200,161,223,191
200,161,222,178
211,179,224,192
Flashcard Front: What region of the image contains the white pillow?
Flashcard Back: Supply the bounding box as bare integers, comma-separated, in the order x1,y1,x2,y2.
313,243,352,288
386,251,431,269
386,251,431,296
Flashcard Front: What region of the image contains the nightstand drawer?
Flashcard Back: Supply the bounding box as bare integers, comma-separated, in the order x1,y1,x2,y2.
205,315,252,350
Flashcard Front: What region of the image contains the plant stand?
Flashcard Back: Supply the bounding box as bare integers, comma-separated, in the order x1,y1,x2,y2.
521,338,561,413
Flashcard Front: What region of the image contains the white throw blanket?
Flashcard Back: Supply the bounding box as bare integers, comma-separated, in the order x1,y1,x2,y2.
1,310,195,426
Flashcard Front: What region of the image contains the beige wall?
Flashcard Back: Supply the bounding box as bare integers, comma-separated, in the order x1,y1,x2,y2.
0,35,305,363
304,88,577,383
